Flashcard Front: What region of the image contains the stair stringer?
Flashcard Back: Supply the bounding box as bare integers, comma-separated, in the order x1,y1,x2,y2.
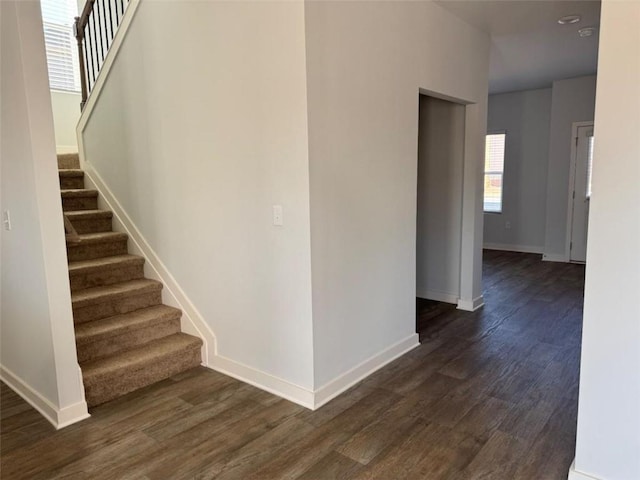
81,163,216,367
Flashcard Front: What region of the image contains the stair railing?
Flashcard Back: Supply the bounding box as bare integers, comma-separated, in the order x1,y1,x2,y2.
73,0,130,110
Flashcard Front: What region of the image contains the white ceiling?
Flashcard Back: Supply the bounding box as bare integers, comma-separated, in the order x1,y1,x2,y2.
436,0,601,94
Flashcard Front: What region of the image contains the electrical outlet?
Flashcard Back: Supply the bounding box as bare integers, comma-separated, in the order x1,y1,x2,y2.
505,221,511,230
273,205,283,226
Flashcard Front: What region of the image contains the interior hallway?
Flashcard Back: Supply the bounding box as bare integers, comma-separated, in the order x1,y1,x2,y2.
1,251,585,479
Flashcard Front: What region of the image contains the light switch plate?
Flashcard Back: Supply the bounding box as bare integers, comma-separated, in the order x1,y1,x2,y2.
3,210,11,231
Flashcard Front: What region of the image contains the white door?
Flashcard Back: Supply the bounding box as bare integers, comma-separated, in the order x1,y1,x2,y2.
569,125,594,262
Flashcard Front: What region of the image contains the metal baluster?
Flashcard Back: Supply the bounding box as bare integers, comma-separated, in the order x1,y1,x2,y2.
100,0,109,60
108,0,115,41
90,10,98,90
95,0,104,65
74,0,128,108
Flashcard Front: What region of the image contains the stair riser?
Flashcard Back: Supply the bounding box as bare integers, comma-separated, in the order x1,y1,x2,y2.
60,177,84,189
73,290,162,324
70,264,145,292
76,318,181,363
68,216,113,234
58,155,80,169
67,240,128,262
63,196,98,212
83,345,201,407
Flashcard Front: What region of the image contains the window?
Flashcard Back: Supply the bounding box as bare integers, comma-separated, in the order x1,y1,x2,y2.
41,0,80,92
484,133,506,213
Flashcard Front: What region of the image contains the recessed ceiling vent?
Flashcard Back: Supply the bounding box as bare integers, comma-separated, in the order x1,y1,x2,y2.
558,14,582,25
578,27,597,37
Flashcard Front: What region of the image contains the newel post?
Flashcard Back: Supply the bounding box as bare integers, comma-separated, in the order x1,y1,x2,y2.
73,16,88,110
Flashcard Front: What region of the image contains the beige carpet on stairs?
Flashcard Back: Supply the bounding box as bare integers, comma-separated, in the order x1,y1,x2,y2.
58,153,202,407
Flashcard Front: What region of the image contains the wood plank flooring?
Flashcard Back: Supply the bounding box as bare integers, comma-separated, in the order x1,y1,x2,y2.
0,250,585,479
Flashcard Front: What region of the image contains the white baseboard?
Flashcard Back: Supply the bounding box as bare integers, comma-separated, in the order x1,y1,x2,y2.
313,334,420,409
56,401,92,429
483,242,543,254
416,288,458,305
210,334,419,411
0,365,90,429
542,253,569,263
209,355,315,409
56,145,78,154
568,460,603,480
83,165,217,367
457,295,485,311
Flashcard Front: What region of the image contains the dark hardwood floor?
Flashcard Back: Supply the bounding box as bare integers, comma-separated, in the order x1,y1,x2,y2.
1,250,585,479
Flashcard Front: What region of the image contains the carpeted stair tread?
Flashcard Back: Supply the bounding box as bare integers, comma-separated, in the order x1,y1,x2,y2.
57,153,80,169
57,161,203,405
69,254,144,274
82,334,202,375
58,169,84,177
71,278,162,308
68,254,144,291
65,209,112,220
61,189,98,198
67,231,128,245
62,189,98,212
75,305,181,345
81,333,202,406
66,232,128,263
65,210,113,234
59,169,85,189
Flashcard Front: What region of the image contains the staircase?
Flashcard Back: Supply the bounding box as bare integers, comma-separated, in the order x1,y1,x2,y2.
58,153,202,407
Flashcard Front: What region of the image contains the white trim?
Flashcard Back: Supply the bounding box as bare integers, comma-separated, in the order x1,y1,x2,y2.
56,145,78,154
82,165,217,367
82,164,419,411
0,365,90,429
416,289,458,305
313,334,420,409
49,89,82,96
76,0,141,170
542,253,568,263
568,460,603,480
457,295,484,311
209,356,315,409
56,401,92,429
565,121,594,264
483,243,543,254
208,334,419,410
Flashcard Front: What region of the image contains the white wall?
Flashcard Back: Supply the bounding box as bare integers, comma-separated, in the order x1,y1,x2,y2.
0,0,88,428
50,91,80,153
416,95,465,303
81,0,490,400
570,1,640,479
484,88,552,253
543,75,597,260
81,1,315,390
304,1,490,387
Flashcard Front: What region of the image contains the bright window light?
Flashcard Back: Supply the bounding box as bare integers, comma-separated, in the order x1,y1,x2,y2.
41,0,81,92
484,133,506,213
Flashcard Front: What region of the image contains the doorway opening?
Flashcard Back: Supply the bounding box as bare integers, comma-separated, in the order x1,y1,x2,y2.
415,94,465,333
566,122,595,263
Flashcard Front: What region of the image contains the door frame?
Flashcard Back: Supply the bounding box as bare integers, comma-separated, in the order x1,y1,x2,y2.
416,87,484,312
564,121,594,263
